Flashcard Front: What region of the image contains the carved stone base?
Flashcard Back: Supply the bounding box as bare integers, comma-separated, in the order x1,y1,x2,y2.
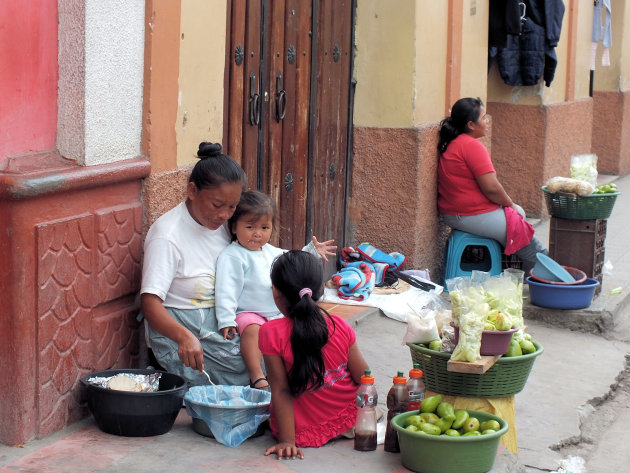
0,151,150,445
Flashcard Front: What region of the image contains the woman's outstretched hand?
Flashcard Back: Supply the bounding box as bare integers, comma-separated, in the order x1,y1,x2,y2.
265,442,304,460
311,236,337,262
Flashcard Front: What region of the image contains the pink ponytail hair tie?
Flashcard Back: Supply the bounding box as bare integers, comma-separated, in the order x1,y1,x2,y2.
299,288,313,299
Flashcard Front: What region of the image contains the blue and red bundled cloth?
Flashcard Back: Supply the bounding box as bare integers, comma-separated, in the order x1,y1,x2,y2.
331,244,406,301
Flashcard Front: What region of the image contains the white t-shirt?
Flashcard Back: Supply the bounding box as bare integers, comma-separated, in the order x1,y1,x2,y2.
141,202,231,309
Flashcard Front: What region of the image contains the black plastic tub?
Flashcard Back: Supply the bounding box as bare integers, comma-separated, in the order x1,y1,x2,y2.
81,368,186,437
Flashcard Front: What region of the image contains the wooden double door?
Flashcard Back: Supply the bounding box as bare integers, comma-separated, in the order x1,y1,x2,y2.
223,0,354,272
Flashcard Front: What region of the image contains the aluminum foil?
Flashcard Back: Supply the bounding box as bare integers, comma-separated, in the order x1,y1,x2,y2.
86,372,162,392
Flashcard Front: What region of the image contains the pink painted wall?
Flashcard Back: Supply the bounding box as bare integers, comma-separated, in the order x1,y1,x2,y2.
0,1,58,164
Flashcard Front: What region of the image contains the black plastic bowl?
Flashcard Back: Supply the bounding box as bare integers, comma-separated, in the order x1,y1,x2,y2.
81,368,186,437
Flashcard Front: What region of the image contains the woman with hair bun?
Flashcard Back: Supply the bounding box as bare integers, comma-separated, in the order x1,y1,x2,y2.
437,98,547,273
140,142,249,386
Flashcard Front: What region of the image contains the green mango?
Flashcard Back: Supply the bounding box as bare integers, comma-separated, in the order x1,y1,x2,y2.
444,429,460,437
420,422,442,435
481,429,497,435
420,394,442,413
435,416,454,433
505,338,522,357
404,414,424,428
462,430,481,437
519,339,536,354
462,416,480,433
419,412,439,424
480,420,501,431
451,409,469,429
405,424,419,432
429,339,442,351
436,401,456,421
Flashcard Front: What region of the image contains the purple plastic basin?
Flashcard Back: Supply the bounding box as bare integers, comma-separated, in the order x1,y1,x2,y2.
451,322,517,356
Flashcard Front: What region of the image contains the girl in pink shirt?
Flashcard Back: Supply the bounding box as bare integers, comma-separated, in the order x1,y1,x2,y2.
259,250,369,459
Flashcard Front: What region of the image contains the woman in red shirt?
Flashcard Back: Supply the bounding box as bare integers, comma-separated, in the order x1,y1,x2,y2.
437,97,547,273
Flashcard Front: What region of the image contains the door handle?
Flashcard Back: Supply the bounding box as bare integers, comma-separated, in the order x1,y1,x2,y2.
249,72,261,126
275,71,286,122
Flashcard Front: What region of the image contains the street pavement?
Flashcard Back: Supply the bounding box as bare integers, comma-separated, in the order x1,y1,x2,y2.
0,174,628,473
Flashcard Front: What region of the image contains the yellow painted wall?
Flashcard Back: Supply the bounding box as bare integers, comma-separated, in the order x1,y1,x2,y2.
574,0,594,99
413,2,448,124
622,2,630,91
460,0,489,103
176,0,227,167
353,0,416,128
593,0,630,92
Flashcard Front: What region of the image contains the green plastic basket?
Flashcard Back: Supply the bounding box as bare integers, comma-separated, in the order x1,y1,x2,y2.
542,186,619,220
408,342,543,397
392,410,508,473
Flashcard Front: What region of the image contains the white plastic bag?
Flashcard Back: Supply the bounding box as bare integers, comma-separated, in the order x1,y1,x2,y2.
402,308,440,345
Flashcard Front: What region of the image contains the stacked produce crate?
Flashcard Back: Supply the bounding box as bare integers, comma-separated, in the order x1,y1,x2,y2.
542,182,619,297
548,218,606,296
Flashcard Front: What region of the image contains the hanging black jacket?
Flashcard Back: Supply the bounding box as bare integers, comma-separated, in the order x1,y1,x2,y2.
494,0,565,87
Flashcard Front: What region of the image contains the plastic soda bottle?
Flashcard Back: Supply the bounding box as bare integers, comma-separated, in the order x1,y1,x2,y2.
384,370,409,453
354,369,378,451
406,363,425,412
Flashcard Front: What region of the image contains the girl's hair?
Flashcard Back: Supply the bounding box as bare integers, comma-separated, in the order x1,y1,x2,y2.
437,97,484,154
270,250,334,396
189,142,247,190
228,190,276,241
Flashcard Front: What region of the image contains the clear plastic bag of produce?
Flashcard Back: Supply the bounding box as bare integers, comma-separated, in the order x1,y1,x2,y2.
570,153,598,186
450,303,488,362
447,271,491,362
447,270,526,361
483,268,524,331
446,271,490,326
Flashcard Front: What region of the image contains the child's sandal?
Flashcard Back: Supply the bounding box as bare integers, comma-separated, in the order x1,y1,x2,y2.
250,377,270,391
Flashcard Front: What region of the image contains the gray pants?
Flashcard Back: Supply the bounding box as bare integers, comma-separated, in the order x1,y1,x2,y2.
147,307,250,387
441,205,548,274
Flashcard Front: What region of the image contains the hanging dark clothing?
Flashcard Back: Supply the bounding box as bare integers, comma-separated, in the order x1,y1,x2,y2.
491,0,565,87
488,0,522,49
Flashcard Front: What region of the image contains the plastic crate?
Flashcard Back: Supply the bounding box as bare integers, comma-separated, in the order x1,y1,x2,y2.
549,217,606,296
542,186,619,220
407,342,543,397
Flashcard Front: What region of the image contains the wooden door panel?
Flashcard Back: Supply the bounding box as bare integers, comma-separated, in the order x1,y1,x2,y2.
276,0,311,250
310,0,352,273
241,0,263,188
226,0,246,165
264,0,286,247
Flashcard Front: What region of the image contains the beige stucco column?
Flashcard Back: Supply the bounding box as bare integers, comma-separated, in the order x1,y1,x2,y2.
351,0,489,277
591,0,630,175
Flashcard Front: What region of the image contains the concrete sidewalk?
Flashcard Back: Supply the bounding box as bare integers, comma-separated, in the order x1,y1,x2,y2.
0,175,628,473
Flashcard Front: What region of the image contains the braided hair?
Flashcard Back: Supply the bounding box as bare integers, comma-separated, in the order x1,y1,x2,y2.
437,97,484,154
189,142,247,190
270,250,334,396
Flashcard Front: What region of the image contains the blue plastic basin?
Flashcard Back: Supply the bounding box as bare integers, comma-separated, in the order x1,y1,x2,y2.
527,276,599,309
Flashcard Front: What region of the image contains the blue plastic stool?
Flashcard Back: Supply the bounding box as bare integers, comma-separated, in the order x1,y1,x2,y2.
443,230,503,287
